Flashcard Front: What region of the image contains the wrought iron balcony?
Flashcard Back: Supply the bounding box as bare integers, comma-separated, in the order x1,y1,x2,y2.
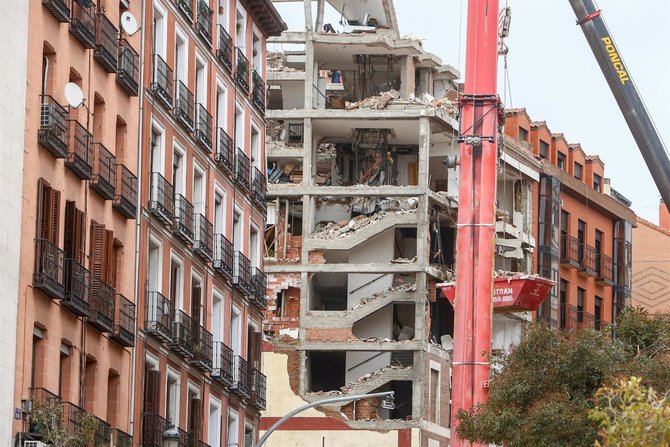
234,148,251,192
111,294,135,347
196,0,213,45
63,258,90,317
194,213,214,262
142,413,170,447
232,251,252,295
561,304,596,331
170,310,195,358
89,277,115,332
560,235,581,268
112,428,133,447
34,238,65,299
92,415,112,447
94,13,118,73
251,267,267,310
39,95,69,158
191,325,213,372
250,368,267,410
174,80,195,131
215,128,234,174
213,234,234,281
91,143,116,200
43,0,70,23
252,167,267,209
27,387,61,437
236,49,250,93
146,291,173,343
195,103,213,151
212,341,234,387
232,356,251,398
61,401,86,433
597,253,614,286
580,244,598,277
151,54,174,108
149,172,175,227
117,39,139,96
66,120,93,180
217,25,233,72
70,3,96,49
113,164,138,219
252,69,265,111
176,0,194,21
173,193,195,245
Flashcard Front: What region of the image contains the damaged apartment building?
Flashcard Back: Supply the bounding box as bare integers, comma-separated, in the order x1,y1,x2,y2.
259,1,541,446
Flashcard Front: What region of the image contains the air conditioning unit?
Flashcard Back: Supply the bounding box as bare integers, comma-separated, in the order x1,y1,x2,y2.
24,441,46,447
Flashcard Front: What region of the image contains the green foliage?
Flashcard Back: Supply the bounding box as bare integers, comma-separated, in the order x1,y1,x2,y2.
31,397,99,447
456,308,670,447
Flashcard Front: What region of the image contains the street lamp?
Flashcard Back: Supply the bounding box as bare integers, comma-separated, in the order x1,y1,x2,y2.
257,391,395,447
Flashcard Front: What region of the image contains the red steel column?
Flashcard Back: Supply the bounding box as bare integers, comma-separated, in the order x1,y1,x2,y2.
450,1,500,446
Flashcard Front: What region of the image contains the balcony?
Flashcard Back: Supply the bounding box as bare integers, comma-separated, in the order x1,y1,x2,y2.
252,70,265,111
195,104,213,151
174,80,195,131
111,294,135,347
112,428,133,447
191,325,213,372
213,234,234,281
597,253,614,286
89,277,115,332
251,167,266,209
579,244,598,277
196,0,213,45
94,13,118,73
217,25,233,72
27,388,61,437
91,143,116,200
193,213,214,262
212,341,234,387
151,54,174,108
113,164,138,219
149,172,175,227
236,49,250,93
66,120,93,180
92,415,112,447
117,39,139,96
142,413,169,447
251,267,267,310
232,356,251,398
61,401,87,434
215,128,234,174
232,252,252,296
176,0,194,21
560,235,581,268
562,304,596,331
70,3,96,49
234,149,251,192
39,95,69,158
34,238,65,299
146,291,173,343
173,194,195,245
250,368,267,410
170,310,195,358
42,0,70,23
63,258,90,317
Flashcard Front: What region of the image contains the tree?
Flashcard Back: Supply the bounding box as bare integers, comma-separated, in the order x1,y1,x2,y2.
30,397,99,447
456,308,670,447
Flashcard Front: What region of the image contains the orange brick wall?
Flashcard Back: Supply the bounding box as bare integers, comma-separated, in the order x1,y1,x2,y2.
632,216,670,313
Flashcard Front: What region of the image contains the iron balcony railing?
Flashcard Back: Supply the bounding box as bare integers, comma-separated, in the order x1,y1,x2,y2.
63,258,90,317
174,80,195,131
232,356,251,398
250,368,267,410
111,294,135,347
251,267,267,309
193,213,214,262
34,238,65,299
142,413,170,447
43,0,70,23
217,26,234,72
112,428,133,447
212,341,234,387
580,244,598,277
173,193,195,244
117,39,139,96
561,304,597,331
195,104,213,151
215,127,234,174
236,49,250,93
176,426,194,447
27,387,61,436
176,0,194,21
196,0,213,45
91,143,116,200
597,253,614,286
89,276,115,332
213,234,234,281
232,251,252,295
234,148,251,192
252,69,265,111
61,401,86,434
92,415,112,447
66,120,93,180
560,234,581,268
113,164,138,219
151,54,174,108
191,324,213,372
39,95,69,158
70,3,96,49
146,291,173,343
251,167,267,208
94,12,118,73
149,172,175,227
170,309,196,359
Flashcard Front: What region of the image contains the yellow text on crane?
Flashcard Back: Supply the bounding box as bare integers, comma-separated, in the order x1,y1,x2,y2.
601,37,630,85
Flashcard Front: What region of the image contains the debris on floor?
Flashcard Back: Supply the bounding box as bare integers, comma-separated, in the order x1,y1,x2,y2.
312,207,418,240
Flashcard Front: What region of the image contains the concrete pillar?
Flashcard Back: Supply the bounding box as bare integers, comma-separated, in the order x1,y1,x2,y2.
315,0,325,32
418,117,430,188
303,41,315,109
412,272,427,420
417,68,433,96
303,0,313,32
399,55,416,98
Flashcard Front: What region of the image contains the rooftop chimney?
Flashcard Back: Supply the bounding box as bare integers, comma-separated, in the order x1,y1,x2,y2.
603,177,611,196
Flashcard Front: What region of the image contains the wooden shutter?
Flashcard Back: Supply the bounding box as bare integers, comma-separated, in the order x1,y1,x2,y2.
49,189,61,245
191,281,202,326
103,229,114,286
188,396,201,441
64,201,75,259
143,369,161,413
36,178,49,240
90,222,105,280
253,331,262,370
64,201,86,262
75,209,86,264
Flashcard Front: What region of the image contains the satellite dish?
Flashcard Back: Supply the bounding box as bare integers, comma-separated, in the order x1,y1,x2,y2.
120,11,139,36
64,82,85,108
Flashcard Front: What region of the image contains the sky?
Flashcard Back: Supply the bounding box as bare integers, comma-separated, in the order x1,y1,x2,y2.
272,0,670,223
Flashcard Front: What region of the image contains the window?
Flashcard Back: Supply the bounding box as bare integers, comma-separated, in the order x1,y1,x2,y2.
41,44,55,96
83,356,97,412
153,2,167,57
195,57,207,106
230,306,241,356
249,225,259,268
166,369,180,425
217,0,228,30
148,237,161,291
559,279,569,329
64,201,86,264
92,93,106,142
574,162,584,180
175,30,187,82
191,275,203,326
58,343,72,400
193,165,205,215
208,397,222,446
539,140,549,159
37,179,61,245
250,126,260,168
226,409,239,447
212,292,223,342
115,117,128,163
216,85,227,130
143,360,161,414
235,6,246,48
89,221,119,288
173,146,185,195
557,152,566,170
247,323,261,369
106,370,120,427
214,191,225,234
234,104,244,150
577,287,585,323
593,173,602,192
170,257,183,309
595,229,603,274
31,328,46,389
252,33,261,72
244,424,254,447
518,126,529,142
577,219,586,261
560,210,569,257
429,367,440,423
186,385,201,439
232,210,241,251
150,123,165,174
595,296,603,330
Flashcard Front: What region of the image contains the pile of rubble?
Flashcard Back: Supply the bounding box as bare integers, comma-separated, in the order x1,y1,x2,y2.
344,89,459,118
494,270,546,282
312,207,418,240
348,282,416,312
267,51,301,72
309,365,412,398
